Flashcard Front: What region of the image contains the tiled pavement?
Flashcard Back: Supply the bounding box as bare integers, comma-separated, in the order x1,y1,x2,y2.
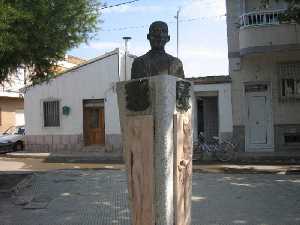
1,170,300,225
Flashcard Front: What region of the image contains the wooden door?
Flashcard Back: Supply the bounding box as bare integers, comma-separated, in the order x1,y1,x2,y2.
84,106,105,146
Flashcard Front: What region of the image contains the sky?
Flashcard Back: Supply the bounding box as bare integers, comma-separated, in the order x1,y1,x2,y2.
68,0,228,78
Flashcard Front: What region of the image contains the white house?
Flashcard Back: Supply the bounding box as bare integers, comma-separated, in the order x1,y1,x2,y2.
190,76,233,142
25,49,134,152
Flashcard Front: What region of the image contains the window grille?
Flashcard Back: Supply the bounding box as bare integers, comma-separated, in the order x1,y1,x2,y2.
43,101,60,127
278,63,300,101
285,133,300,144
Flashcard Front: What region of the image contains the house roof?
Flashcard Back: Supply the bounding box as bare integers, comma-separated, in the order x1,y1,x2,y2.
188,75,231,84
23,49,122,92
56,48,120,76
65,55,87,65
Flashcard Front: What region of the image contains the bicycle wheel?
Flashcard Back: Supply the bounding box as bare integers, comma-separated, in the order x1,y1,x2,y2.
215,142,235,162
193,144,204,161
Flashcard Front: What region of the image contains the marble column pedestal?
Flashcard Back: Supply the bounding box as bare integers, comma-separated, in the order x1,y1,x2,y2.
117,75,193,225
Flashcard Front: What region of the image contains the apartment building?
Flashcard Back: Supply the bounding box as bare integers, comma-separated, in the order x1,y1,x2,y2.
226,0,300,152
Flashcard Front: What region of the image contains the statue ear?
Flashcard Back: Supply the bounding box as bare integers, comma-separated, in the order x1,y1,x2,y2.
147,34,150,40
166,35,170,42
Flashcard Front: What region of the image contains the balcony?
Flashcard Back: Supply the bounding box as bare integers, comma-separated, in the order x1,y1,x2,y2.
239,10,300,56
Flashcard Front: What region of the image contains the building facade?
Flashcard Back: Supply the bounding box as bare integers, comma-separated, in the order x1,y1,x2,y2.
0,56,84,133
0,68,27,133
24,49,135,153
226,0,300,152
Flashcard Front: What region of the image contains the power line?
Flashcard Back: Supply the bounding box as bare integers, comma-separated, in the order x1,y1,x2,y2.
98,0,225,32
100,14,226,32
100,0,141,10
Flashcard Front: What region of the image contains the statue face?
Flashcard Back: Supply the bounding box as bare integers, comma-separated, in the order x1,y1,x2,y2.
147,22,170,51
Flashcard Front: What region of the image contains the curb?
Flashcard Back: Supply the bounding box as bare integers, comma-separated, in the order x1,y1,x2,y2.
5,153,124,164
45,156,124,164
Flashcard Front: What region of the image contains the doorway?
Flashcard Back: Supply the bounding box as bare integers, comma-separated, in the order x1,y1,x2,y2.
197,96,219,141
245,83,273,151
83,99,105,146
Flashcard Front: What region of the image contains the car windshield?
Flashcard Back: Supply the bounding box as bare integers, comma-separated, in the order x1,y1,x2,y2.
3,126,25,135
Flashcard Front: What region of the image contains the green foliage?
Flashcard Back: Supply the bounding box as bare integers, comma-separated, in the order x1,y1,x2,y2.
0,0,101,84
261,0,300,23
280,0,300,23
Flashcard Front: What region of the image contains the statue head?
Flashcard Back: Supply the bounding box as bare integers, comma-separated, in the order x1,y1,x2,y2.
147,21,170,51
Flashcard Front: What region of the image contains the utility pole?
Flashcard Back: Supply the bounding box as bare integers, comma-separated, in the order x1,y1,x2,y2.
122,36,132,81
175,7,181,58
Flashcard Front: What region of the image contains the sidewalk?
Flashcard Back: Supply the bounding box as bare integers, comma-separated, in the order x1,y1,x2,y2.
193,163,300,174
8,150,300,163
2,152,300,174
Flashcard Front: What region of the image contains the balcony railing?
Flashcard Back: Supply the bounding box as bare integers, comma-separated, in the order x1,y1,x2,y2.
240,9,286,28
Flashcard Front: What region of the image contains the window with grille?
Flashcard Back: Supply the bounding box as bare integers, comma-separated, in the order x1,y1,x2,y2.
278,63,300,100
43,101,60,127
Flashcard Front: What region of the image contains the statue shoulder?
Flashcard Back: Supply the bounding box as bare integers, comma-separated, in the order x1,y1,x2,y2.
166,53,183,65
166,53,185,78
131,54,148,79
132,54,149,66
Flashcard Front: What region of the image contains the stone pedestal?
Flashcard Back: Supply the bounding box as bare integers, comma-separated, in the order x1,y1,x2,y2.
117,75,193,225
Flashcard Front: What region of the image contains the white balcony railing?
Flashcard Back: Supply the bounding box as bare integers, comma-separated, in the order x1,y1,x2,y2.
240,9,286,28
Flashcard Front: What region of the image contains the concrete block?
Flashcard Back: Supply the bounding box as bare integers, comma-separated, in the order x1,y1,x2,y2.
52,135,62,145
62,135,70,145
69,135,78,145
36,136,45,145
44,136,53,145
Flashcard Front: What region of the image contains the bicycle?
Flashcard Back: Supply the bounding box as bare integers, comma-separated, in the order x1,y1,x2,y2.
193,132,237,162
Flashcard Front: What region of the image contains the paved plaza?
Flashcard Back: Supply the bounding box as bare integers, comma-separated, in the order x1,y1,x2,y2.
1,170,300,225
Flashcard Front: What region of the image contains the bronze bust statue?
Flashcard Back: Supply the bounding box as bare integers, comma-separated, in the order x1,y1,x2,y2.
131,21,185,79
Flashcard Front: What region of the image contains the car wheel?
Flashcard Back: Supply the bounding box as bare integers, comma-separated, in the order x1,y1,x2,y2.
13,141,24,151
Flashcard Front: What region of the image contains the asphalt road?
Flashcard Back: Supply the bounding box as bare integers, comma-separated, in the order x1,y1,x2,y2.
0,170,300,225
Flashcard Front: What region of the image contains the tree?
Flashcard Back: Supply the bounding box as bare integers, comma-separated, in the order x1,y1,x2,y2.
0,0,101,84
280,0,300,23
261,0,300,23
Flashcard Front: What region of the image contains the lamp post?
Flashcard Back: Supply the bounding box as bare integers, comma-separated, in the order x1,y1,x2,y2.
122,36,132,80
175,7,181,58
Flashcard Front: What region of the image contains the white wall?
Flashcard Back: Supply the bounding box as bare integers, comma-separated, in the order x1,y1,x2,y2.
25,49,124,137
230,51,300,126
193,83,233,136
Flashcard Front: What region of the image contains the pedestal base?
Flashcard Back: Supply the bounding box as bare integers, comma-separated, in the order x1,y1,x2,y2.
117,75,193,225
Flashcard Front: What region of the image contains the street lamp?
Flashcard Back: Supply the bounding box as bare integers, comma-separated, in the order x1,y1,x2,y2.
123,37,132,81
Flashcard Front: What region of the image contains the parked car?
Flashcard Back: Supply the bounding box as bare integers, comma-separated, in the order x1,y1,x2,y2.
0,125,25,152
